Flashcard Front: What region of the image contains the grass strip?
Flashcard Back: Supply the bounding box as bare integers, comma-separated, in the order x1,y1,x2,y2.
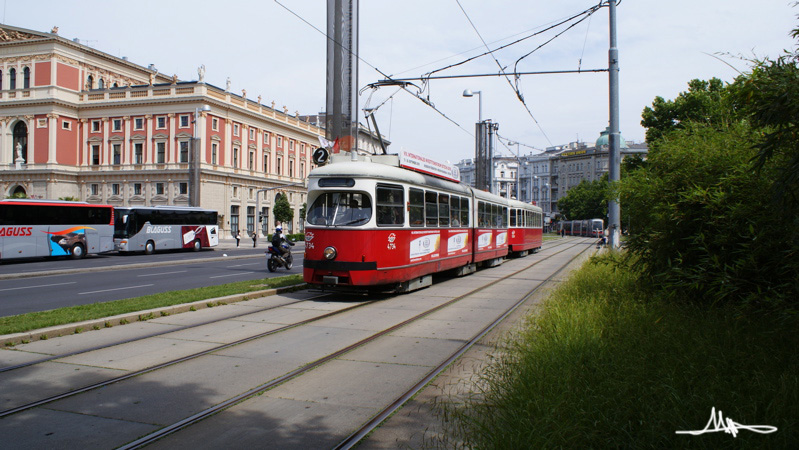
447,253,799,448
0,274,303,336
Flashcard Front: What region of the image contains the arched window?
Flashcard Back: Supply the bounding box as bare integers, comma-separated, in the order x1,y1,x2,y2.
98,78,104,89
87,75,93,90
23,67,30,89
9,68,16,89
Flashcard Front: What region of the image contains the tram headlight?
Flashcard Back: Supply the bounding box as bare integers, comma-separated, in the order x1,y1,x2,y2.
323,246,337,260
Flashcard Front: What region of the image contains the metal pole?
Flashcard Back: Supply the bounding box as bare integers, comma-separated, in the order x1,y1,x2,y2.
607,0,621,248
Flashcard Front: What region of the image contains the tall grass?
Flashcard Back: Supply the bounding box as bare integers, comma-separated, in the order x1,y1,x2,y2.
446,254,798,448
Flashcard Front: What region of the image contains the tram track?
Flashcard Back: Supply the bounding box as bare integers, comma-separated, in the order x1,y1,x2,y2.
0,238,590,448
120,239,592,449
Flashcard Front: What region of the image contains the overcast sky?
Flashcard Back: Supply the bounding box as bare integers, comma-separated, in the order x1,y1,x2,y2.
6,1,797,163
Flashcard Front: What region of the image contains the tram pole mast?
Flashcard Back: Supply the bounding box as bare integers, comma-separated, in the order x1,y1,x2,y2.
607,0,621,248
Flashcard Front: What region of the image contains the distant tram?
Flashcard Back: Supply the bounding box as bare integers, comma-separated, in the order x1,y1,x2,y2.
303,154,543,292
559,218,604,238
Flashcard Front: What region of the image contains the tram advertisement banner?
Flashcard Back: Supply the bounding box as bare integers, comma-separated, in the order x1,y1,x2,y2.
477,230,492,249
496,231,508,247
409,230,440,260
398,150,460,182
447,232,469,254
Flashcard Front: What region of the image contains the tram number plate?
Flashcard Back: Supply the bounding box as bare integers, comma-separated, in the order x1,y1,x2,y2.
313,147,330,165
323,276,339,284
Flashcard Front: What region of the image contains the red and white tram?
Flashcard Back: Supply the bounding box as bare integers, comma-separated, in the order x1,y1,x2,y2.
303,154,543,292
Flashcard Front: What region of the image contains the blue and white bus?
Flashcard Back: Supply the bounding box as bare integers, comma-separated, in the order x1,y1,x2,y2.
0,199,115,260
113,206,219,254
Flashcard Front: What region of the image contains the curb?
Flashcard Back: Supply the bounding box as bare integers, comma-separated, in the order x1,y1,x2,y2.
0,283,308,348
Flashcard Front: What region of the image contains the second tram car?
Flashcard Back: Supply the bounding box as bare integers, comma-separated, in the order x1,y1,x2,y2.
303,154,543,292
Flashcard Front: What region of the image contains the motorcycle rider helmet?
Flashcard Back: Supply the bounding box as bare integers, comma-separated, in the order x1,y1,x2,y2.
275,226,282,232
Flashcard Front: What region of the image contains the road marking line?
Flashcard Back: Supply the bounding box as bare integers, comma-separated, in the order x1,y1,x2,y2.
210,272,256,279
137,270,188,278
79,284,154,295
0,282,77,292
228,263,261,267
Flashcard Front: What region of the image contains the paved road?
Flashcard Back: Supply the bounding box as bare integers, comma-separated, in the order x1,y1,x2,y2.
0,240,305,318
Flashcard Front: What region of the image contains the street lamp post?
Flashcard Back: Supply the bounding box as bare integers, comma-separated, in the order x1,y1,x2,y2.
462,89,482,123
190,104,211,207
507,141,522,201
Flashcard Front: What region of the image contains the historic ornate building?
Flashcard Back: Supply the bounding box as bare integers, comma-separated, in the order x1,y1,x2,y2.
0,24,322,237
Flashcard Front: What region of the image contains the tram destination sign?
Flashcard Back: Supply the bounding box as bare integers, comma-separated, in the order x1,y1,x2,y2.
399,150,460,183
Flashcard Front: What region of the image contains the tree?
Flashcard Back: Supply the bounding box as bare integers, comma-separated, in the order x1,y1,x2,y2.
640,78,734,144
273,193,294,228
733,33,799,212
557,176,609,222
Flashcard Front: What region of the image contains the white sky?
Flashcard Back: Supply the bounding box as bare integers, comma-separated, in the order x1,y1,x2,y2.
5,1,797,163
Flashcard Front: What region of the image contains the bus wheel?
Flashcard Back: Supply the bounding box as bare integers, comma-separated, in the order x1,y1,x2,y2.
192,239,202,252
70,243,86,259
145,241,155,255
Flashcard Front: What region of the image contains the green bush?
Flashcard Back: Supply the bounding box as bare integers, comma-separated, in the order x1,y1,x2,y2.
620,121,796,309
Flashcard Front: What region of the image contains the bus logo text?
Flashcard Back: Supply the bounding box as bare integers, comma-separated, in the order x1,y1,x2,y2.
146,226,172,234
0,226,33,236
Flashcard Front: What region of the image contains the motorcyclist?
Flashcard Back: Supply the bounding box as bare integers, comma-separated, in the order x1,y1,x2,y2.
270,226,294,263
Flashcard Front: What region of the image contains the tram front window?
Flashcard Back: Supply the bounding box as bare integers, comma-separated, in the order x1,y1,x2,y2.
307,192,372,226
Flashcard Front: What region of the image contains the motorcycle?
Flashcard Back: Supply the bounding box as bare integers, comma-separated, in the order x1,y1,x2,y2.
266,240,295,272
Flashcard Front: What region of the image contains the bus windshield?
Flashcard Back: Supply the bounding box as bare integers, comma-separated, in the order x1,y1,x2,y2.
307,192,372,226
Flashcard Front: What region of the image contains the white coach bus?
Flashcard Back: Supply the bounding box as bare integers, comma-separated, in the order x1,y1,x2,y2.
114,206,219,254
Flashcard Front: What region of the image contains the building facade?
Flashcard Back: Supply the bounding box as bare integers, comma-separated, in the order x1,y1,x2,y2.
0,24,322,238
457,128,647,226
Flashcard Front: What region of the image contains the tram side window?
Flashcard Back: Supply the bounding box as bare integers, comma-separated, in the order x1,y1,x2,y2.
409,188,424,227
478,201,487,227
502,207,508,228
450,196,465,227
425,191,438,227
438,194,449,227
510,209,517,227
491,203,500,228
376,185,404,226
460,197,470,227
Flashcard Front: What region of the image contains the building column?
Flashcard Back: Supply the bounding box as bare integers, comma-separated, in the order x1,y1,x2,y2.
123,116,130,165
25,115,34,165
47,113,58,164
168,113,176,163
0,118,8,165
224,119,232,167
80,119,88,166
101,117,109,166
145,115,153,164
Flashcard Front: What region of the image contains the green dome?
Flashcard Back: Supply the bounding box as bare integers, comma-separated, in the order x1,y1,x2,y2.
595,127,628,149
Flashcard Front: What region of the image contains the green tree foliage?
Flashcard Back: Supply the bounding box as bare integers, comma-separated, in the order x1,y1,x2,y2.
557,176,609,222
734,38,799,211
273,193,294,227
299,202,307,222
640,78,733,144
